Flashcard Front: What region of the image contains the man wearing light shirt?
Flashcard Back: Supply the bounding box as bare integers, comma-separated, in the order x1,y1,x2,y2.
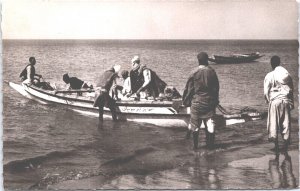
264,55,294,154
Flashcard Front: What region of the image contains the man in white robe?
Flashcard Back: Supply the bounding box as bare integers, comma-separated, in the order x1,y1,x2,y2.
264,56,294,154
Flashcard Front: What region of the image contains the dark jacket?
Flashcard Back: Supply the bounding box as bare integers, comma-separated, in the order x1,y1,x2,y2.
68,77,84,89
93,68,118,108
129,65,167,97
95,68,118,91
19,64,35,81
182,65,219,107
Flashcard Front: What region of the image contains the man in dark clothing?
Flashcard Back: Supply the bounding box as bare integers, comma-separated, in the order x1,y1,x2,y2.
63,73,93,90
127,56,167,99
93,65,121,122
19,57,42,84
182,52,219,150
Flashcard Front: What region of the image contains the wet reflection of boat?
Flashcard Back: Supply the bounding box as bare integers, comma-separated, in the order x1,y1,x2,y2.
8,82,266,128
209,52,264,64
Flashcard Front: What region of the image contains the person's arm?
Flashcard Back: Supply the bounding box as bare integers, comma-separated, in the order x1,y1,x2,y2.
66,84,71,90
26,66,32,81
182,75,194,107
263,74,272,103
136,69,151,94
212,70,220,106
35,73,42,78
288,76,294,108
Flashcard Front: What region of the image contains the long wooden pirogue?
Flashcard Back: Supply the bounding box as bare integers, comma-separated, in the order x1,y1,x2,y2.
8,81,266,128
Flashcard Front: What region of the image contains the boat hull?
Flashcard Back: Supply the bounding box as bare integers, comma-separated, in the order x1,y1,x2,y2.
209,53,264,64
8,82,266,128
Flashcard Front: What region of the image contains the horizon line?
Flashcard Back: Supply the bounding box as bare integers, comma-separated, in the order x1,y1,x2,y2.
2,38,298,41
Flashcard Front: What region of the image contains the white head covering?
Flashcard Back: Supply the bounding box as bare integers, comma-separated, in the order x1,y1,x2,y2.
131,55,140,70
113,64,121,73
274,66,291,84
131,55,140,64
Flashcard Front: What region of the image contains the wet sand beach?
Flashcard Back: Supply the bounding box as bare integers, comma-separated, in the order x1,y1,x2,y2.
50,149,298,190
37,119,298,190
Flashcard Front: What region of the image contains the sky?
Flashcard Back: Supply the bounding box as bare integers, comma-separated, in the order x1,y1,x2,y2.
1,0,298,39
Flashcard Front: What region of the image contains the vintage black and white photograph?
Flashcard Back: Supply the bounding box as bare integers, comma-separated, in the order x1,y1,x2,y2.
2,0,299,190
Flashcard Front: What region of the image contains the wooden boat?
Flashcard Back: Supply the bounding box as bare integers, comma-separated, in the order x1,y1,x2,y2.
8,82,266,128
209,52,264,64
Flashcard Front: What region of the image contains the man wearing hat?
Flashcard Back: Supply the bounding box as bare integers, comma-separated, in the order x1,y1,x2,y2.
182,52,219,150
264,56,294,154
127,56,167,99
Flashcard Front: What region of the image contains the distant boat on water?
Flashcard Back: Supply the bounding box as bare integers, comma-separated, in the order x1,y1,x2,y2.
209,52,264,64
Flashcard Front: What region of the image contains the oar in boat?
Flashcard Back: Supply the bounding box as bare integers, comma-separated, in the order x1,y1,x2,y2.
54,89,95,94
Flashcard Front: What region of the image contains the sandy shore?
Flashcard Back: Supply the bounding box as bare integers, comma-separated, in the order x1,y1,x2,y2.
49,142,299,190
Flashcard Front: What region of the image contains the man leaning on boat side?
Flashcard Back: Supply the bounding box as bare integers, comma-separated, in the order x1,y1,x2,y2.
19,57,42,85
126,56,167,100
182,52,219,150
63,73,93,90
264,56,294,155
93,64,121,122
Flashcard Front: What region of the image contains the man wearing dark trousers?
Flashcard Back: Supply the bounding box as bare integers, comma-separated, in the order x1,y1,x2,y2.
93,65,121,122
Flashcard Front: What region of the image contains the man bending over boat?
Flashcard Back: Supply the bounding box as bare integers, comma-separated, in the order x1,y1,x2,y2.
19,57,42,85
182,52,219,150
93,64,121,122
126,56,167,100
63,73,93,90
264,56,294,154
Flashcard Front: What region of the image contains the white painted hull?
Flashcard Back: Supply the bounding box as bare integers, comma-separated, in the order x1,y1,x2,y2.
8,82,266,128
9,82,190,127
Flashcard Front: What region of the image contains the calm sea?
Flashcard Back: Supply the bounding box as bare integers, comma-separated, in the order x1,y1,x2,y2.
3,40,299,189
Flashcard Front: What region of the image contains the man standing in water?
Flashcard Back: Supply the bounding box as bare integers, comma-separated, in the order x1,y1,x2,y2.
182,52,219,150
93,64,121,123
264,56,294,154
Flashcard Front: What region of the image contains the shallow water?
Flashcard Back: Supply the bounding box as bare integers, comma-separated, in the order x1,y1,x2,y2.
3,40,299,189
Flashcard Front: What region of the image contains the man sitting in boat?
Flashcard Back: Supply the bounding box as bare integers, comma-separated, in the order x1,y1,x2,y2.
63,73,93,91
19,57,54,90
111,70,131,100
120,70,131,96
93,64,121,122
19,57,42,85
126,56,167,100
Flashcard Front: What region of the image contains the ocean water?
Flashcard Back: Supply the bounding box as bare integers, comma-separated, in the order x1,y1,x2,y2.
3,40,299,189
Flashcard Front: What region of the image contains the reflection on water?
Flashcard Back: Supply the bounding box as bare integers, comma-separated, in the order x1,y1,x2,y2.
269,152,297,188
191,152,221,189
99,148,299,189
102,151,222,189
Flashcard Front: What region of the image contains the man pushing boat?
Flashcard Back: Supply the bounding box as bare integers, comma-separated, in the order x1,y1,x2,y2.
93,64,121,122
182,52,220,150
